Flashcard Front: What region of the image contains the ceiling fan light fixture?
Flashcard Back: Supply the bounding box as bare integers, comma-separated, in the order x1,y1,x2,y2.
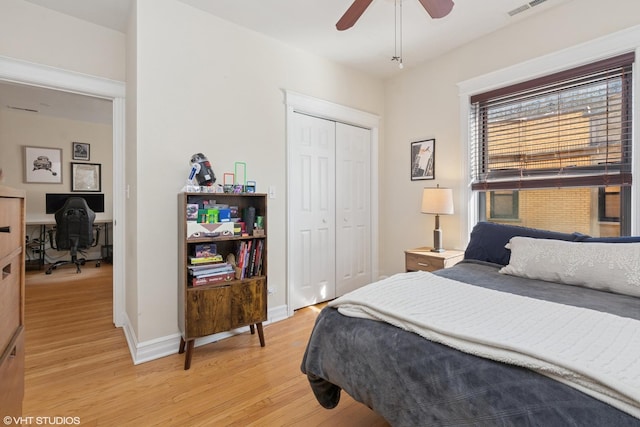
336,0,455,70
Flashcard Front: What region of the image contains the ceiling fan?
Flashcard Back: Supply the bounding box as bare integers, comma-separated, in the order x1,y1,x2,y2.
336,0,454,31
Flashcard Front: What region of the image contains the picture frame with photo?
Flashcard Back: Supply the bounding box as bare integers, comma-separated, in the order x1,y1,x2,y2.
24,146,62,184
410,139,435,181
71,162,101,192
72,142,90,161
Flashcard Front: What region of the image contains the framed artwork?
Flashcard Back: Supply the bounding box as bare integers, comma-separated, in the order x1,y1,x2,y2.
72,142,90,161
411,139,435,181
71,162,101,192
24,146,62,184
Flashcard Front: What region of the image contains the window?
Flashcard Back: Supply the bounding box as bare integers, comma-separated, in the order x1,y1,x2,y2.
489,191,519,220
599,187,621,222
469,53,634,236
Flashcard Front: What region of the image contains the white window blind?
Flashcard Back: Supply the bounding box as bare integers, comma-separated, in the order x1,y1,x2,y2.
470,52,634,191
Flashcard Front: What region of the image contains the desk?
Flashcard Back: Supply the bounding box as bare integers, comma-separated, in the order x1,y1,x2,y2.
25,219,112,270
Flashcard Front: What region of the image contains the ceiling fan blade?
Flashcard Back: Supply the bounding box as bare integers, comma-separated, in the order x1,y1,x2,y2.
336,0,375,31
418,0,454,19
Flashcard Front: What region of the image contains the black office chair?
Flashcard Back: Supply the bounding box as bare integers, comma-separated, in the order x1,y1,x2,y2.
46,197,100,274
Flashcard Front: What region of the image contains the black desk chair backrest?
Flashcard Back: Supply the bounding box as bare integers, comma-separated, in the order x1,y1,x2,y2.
46,197,98,274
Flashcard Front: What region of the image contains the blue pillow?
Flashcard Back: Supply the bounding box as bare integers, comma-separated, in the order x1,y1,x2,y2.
464,222,583,266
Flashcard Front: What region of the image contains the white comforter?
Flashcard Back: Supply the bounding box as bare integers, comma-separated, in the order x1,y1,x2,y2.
329,271,640,418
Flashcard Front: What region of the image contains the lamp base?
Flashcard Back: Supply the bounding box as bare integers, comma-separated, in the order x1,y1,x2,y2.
431,228,444,252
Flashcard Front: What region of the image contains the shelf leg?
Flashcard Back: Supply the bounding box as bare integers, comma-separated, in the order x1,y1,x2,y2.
249,324,255,335
183,339,195,370
179,336,186,354
256,323,265,347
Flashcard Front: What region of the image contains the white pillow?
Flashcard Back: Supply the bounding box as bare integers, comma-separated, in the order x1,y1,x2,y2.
499,236,640,298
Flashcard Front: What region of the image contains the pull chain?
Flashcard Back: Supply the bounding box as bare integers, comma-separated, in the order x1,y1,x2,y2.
391,0,404,69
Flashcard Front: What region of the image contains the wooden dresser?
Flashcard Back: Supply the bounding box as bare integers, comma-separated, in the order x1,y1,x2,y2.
0,186,25,417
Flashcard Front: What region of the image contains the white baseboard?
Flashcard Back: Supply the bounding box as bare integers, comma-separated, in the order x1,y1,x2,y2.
122,304,290,365
266,303,289,323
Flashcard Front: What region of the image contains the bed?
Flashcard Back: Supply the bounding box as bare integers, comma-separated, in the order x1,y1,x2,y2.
301,222,640,426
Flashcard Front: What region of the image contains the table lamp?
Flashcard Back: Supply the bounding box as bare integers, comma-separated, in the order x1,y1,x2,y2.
421,185,454,253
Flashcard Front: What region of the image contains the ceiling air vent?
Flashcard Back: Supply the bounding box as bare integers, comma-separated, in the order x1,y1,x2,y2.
508,0,548,16
508,4,529,16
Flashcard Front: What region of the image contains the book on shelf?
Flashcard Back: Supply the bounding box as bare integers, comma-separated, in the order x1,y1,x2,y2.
247,241,256,278
233,239,264,280
188,254,224,264
190,271,235,286
186,203,199,222
193,243,217,258
253,240,264,276
236,240,252,280
188,262,234,277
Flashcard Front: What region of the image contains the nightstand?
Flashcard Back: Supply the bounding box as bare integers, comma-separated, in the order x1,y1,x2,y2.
405,247,464,272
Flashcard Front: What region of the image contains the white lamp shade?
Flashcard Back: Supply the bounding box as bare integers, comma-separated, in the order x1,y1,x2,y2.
421,187,454,215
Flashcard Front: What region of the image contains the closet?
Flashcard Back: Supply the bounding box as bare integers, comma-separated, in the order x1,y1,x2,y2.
288,112,373,310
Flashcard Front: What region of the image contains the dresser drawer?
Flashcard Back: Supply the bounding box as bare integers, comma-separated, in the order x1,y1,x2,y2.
0,327,25,418
405,252,444,272
0,198,22,260
0,254,21,352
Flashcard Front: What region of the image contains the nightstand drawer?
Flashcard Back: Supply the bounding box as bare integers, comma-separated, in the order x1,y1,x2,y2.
405,248,464,272
406,252,443,272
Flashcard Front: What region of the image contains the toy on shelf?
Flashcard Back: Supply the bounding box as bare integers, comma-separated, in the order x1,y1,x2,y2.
182,153,218,193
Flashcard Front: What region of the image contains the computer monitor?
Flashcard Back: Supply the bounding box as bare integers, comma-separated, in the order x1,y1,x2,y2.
46,193,105,214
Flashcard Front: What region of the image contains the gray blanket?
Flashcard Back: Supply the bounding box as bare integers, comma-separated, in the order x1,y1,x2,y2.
301,260,640,426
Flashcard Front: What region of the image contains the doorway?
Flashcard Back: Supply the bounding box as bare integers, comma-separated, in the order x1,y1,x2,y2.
284,91,380,315
0,56,126,326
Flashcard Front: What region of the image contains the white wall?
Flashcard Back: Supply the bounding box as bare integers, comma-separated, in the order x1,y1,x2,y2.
380,0,640,276
131,0,384,343
0,0,125,81
125,0,140,342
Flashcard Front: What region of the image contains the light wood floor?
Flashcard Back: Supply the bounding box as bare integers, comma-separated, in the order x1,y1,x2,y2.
24,264,389,426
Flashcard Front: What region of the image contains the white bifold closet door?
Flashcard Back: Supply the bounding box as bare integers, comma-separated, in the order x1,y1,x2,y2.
290,112,372,310
335,121,371,296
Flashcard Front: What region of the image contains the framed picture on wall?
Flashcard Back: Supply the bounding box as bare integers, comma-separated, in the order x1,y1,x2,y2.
411,139,435,180
72,142,90,161
23,146,62,184
71,162,101,192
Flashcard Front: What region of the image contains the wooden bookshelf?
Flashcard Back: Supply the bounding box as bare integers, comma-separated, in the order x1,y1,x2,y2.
178,192,267,370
